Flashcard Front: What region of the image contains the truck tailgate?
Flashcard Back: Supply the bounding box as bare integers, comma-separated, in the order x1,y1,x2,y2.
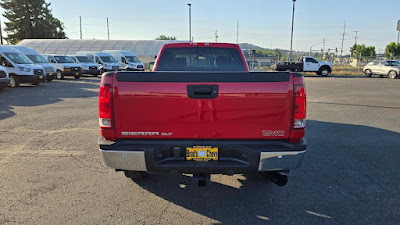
113,72,293,140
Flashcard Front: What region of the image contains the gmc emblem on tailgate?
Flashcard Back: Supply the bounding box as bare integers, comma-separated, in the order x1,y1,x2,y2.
262,130,285,137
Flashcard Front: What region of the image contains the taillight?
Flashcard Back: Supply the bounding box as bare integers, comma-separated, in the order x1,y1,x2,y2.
294,85,306,128
99,75,113,128
290,75,306,142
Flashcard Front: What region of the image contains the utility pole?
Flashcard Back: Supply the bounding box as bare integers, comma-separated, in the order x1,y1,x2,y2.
215,30,218,43
236,21,239,45
0,19,3,45
340,22,346,60
353,31,359,45
289,0,297,62
322,38,326,56
106,17,110,40
79,16,82,39
188,3,192,42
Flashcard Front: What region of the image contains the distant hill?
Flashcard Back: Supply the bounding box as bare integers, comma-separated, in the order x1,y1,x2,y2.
239,43,307,56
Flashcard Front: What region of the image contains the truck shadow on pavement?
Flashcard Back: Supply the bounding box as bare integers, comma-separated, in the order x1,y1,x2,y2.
0,78,100,121
133,120,400,225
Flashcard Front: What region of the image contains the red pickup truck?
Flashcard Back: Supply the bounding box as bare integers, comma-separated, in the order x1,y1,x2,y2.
98,43,306,187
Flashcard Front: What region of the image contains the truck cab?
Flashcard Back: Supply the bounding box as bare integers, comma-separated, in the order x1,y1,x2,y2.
0,46,45,87
70,55,100,77
43,55,82,80
13,46,56,82
76,52,120,74
102,50,145,71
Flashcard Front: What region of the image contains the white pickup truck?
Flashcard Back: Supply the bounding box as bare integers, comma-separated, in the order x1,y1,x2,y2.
273,56,333,76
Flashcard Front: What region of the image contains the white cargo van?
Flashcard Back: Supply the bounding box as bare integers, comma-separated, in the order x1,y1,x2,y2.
43,55,82,80
0,65,9,91
0,46,45,87
70,55,100,77
76,51,120,74
13,46,56,81
102,50,145,71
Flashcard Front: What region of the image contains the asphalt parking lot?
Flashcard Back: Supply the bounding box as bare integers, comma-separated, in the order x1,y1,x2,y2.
0,75,399,225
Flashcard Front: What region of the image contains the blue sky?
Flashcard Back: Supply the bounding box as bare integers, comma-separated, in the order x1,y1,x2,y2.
1,0,399,54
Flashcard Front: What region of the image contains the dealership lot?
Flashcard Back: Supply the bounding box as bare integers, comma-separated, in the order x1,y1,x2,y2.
0,76,399,225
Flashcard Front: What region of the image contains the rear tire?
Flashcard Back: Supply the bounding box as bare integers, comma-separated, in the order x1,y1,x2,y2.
123,170,148,179
56,70,64,80
74,75,81,79
388,70,398,79
319,67,330,76
364,69,372,77
9,76,19,88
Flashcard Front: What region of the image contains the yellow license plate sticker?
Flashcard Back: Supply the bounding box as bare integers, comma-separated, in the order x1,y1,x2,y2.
75,72,79,75
39,75,43,79
186,146,218,161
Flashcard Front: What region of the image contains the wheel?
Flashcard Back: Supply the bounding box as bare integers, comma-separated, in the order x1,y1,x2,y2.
388,70,398,79
379,75,384,78
9,76,19,88
93,74,98,78
74,75,81,79
100,68,105,74
319,68,330,76
123,170,148,179
47,77,53,82
364,69,372,77
316,71,322,76
56,70,64,80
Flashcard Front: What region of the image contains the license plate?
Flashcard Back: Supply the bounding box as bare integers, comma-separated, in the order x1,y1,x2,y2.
75,72,79,75
48,73,53,76
186,146,218,161
39,75,43,79
65,69,71,71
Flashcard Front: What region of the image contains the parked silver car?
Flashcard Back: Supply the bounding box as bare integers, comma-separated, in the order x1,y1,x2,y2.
363,60,399,79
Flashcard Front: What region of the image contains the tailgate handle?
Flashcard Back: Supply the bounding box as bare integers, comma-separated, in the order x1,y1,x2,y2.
187,85,219,99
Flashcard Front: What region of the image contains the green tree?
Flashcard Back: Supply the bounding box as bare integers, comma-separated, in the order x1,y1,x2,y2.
272,49,281,57
255,49,271,56
1,0,67,44
155,35,177,40
385,42,400,58
350,44,376,58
